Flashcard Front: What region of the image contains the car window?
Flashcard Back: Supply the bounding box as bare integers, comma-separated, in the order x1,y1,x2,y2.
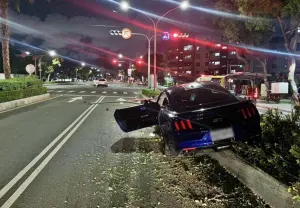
172,87,238,109
99,79,106,81
157,93,169,107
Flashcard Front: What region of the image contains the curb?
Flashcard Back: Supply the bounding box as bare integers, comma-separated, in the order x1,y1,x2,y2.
0,93,51,112
210,150,300,208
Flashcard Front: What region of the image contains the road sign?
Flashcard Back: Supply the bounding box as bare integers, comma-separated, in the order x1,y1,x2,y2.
25,64,35,74
110,30,122,36
121,28,132,40
162,32,170,40
68,97,83,103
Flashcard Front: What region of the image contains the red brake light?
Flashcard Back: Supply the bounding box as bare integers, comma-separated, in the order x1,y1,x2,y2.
174,121,180,131
246,108,252,117
241,109,247,119
186,120,193,129
174,119,193,131
180,120,187,130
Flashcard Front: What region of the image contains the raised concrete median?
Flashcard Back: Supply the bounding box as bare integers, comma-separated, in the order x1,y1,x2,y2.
0,93,51,112
211,150,300,208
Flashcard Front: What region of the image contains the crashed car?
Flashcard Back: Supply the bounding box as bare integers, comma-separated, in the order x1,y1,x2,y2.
114,82,261,156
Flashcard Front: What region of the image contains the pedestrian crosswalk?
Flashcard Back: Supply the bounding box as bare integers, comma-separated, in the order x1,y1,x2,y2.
47,90,140,96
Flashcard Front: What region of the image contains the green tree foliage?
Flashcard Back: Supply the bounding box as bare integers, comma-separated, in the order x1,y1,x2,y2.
215,0,273,79
234,0,300,104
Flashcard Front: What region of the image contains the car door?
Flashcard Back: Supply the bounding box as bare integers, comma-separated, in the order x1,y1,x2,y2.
114,99,160,132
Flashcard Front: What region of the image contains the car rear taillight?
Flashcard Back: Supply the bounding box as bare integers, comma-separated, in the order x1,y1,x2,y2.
241,106,257,119
174,119,193,131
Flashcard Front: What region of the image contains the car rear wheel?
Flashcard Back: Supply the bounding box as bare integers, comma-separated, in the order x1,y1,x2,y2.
160,131,179,156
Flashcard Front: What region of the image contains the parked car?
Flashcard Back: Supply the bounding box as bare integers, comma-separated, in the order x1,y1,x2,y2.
114,82,261,156
94,78,108,87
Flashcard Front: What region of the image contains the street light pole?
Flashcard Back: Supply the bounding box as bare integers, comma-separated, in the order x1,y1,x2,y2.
153,6,180,91
119,1,189,90
132,33,155,88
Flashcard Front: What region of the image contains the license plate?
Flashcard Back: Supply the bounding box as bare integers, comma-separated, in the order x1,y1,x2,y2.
210,127,234,141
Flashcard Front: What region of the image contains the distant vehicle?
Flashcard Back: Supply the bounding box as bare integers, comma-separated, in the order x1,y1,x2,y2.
114,82,261,156
94,78,108,87
195,75,226,87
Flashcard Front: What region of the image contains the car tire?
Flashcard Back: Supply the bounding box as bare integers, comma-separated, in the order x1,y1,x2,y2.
160,132,179,156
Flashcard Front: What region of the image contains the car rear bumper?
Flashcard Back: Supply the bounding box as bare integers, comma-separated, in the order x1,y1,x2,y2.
170,124,261,150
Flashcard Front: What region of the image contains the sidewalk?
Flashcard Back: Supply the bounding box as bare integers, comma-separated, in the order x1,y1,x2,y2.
256,102,295,113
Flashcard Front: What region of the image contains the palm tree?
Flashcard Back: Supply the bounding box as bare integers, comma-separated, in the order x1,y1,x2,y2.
0,0,35,79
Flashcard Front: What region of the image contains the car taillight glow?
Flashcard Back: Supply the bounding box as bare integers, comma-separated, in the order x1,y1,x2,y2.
174,120,193,131
241,107,256,119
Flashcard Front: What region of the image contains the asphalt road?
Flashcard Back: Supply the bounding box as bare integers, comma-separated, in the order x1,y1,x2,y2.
0,86,154,208
47,85,142,97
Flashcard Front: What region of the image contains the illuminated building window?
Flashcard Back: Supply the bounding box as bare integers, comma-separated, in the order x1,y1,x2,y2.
184,45,193,51
215,53,220,56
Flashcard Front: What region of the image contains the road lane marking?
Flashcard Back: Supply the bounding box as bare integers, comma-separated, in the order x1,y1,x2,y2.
102,91,107,94
48,90,53,92
0,96,104,204
113,92,117,94
134,92,138,95
1,96,105,208
68,97,83,103
91,91,96,94
68,91,74,93
57,91,63,93
123,92,128,94
79,91,85,93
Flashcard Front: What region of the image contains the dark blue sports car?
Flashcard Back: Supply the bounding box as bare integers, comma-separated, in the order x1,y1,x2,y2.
114,82,261,156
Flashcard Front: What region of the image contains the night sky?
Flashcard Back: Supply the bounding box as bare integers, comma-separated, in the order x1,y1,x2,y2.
10,0,216,65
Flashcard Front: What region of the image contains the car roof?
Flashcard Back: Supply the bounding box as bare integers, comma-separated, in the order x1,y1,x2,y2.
165,81,225,94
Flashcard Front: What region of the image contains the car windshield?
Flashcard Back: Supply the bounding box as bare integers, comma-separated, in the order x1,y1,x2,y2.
172,86,238,110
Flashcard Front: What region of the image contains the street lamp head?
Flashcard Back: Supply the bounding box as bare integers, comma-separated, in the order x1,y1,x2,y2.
25,51,30,55
180,1,189,10
118,53,123,59
81,62,85,66
120,1,129,11
49,50,57,57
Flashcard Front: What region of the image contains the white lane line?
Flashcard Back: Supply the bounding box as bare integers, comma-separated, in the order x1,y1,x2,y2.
48,90,53,92
91,91,96,94
133,92,138,95
79,91,85,93
113,92,117,94
57,91,63,93
0,96,104,203
1,96,105,208
102,91,107,94
123,92,128,94
68,91,74,93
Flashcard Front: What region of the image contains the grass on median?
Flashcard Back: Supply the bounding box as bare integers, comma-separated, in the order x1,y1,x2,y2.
142,89,161,98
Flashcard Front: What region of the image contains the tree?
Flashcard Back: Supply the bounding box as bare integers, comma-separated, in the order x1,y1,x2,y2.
234,0,300,104
0,0,37,79
44,58,62,81
214,0,274,93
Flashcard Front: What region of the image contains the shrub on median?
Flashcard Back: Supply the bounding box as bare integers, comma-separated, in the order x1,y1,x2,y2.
0,87,47,103
142,89,161,97
0,77,43,91
232,107,300,201
0,77,47,103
